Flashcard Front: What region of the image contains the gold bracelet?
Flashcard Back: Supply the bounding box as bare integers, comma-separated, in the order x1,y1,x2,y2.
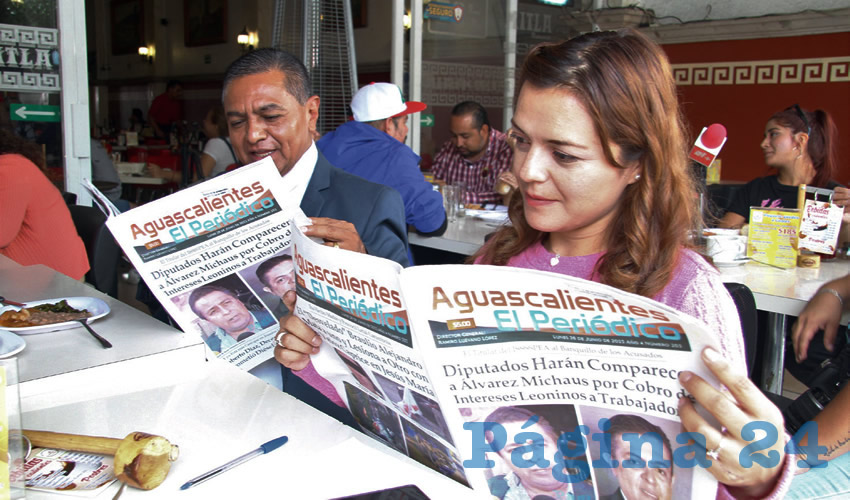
819,288,844,309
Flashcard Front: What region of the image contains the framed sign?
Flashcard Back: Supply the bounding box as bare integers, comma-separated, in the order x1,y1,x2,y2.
110,0,144,55
184,0,227,47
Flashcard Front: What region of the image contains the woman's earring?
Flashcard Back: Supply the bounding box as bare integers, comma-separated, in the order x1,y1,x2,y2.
634,174,641,180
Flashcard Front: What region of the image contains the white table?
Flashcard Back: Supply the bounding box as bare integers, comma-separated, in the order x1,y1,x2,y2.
718,259,850,393
1,256,479,499
408,212,508,256
0,255,204,399
21,358,478,499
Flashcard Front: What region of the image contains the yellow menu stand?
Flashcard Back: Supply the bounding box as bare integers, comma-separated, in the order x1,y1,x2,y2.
747,207,800,268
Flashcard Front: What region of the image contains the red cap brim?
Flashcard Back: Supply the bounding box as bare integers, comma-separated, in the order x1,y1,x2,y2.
393,101,427,118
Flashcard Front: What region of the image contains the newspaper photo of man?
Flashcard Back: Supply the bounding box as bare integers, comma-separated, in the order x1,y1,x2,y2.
479,405,595,500
187,281,275,352
580,407,685,500
600,414,674,500
247,252,296,320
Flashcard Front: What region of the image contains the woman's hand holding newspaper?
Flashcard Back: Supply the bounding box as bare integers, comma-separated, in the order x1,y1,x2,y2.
678,347,787,498
274,290,321,371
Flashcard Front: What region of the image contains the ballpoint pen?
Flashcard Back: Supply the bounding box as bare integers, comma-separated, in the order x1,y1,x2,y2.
179,435,288,490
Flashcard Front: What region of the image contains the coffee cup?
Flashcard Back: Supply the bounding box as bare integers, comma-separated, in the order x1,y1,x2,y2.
706,234,747,264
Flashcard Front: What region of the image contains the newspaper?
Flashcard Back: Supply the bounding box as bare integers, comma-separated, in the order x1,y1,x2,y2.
87,158,310,388
89,159,726,498
293,226,722,499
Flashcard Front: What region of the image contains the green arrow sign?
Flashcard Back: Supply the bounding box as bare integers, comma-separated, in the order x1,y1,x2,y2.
420,114,435,127
11,104,61,122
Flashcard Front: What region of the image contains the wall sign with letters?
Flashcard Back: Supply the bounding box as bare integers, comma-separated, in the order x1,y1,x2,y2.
0,23,60,92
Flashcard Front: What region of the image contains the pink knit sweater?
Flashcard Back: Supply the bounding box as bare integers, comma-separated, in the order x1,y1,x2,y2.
504,241,794,499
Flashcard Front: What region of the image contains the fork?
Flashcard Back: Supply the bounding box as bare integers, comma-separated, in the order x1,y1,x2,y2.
76,319,112,349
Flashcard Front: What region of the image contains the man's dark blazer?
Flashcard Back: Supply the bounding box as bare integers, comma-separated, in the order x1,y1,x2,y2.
300,151,409,267
282,151,409,426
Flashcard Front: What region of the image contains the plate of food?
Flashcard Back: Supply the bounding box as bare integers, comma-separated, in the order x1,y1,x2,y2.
0,330,25,358
0,297,110,334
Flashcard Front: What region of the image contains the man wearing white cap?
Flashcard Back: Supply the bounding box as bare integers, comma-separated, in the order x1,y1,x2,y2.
318,82,448,238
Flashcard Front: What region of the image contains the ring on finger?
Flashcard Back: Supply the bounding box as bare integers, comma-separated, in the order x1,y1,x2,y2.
332,242,340,249
707,435,726,461
275,330,287,347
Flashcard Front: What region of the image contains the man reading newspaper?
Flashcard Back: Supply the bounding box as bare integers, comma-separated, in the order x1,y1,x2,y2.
221,48,409,424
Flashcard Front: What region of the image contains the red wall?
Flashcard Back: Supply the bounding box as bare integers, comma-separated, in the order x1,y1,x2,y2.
662,32,850,185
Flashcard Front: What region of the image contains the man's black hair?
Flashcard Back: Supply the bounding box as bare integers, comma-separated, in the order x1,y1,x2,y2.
222,48,312,105
451,101,490,130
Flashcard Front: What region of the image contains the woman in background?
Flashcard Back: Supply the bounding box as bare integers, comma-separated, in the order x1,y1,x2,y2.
718,105,848,382
0,128,89,279
197,104,239,178
148,104,238,183
718,105,848,229
128,108,145,133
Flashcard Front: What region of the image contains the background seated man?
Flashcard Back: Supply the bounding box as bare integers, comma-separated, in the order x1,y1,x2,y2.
318,82,447,239
432,101,514,206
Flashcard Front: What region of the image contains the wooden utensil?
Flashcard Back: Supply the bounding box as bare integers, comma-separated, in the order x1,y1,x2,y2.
24,430,179,490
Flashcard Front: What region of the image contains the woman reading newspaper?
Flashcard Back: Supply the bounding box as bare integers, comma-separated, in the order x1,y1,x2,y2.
471,29,793,498
276,29,794,498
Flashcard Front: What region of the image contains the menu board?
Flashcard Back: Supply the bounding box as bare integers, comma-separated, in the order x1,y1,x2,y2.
747,207,800,268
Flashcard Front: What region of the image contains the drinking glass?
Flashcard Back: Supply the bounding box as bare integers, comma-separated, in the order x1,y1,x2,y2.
453,182,466,217
442,185,460,222
0,358,26,498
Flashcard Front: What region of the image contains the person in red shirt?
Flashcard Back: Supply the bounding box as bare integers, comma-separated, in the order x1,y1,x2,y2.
0,129,89,280
147,80,183,139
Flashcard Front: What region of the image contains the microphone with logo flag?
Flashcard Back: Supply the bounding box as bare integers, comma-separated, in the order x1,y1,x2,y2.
689,124,727,224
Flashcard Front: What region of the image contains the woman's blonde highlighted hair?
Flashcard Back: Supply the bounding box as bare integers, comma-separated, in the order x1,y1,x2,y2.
475,29,700,298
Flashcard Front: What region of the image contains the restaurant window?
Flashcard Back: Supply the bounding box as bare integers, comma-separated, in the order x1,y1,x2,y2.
0,0,92,202
418,0,578,167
